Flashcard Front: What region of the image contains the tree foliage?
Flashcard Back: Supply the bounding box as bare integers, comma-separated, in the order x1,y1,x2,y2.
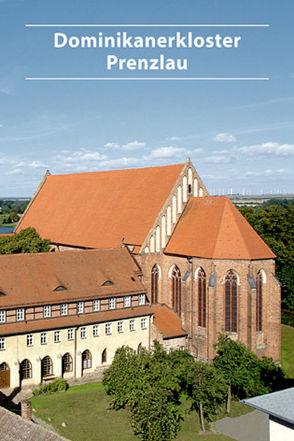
213,334,285,412
0,227,50,254
239,201,294,310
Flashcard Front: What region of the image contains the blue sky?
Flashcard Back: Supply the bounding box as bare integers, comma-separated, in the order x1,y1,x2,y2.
0,0,293,196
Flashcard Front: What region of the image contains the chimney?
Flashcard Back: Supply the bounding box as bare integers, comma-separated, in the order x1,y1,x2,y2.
21,399,32,421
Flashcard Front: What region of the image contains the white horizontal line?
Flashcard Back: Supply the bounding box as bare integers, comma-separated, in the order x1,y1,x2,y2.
25,24,270,28
26,77,270,81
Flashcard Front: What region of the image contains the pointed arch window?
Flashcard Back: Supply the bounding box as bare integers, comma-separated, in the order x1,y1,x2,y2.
151,265,159,303
256,271,263,331
225,270,237,332
172,266,181,315
198,268,206,328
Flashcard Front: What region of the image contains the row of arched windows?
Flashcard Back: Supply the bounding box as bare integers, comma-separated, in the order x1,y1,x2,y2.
150,264,265,332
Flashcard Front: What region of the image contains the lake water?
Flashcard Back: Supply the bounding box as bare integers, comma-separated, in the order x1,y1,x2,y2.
0,227,14,234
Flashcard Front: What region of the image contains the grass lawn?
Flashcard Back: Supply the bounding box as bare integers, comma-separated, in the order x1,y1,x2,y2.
281,324,294,378
30,382,249,441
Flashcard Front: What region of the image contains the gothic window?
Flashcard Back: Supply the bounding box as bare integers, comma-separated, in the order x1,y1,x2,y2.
62,353,73,373
225,270,238,332
41,356,53,377
172,266,181,315
20,359,32,379
198,268,206,328
256,271,263,331
82,350,92,369
151,265,159,303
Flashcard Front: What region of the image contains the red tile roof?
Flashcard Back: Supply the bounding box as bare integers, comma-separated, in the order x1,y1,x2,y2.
0,306,152,337
151,304,187,339
16,164,185,249
0,248,145,308
165,197,275,260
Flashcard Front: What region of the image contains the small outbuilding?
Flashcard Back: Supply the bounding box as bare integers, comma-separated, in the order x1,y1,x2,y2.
241,387,294,441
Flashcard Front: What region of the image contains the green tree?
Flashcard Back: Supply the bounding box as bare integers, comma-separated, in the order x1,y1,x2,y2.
186,362,226,432
0,228,50,254
128,386,182,441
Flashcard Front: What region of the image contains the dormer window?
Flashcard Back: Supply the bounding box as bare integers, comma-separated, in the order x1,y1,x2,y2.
102,280,114,286
54,285,66,292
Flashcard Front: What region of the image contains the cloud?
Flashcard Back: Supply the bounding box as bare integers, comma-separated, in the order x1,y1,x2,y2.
146,146,187,159
99,157,140,168
214,132,236,143
165,136,185,142
237,142,294,158
7,168,23,175
245,168,294,177
29,160,48,168
105,141,146,151
59,150,107,164
204,155,232,164
212,149,230,154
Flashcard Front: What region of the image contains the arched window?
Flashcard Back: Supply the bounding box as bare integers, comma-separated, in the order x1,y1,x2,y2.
198,268,206,328
225,270,238,332
82,350,92,370
151,265,159,303
256,271,263,331
101,348,107,364
137,343,142,354
62,353,73,373
41,356,53,378
0,362,10,388
171,266,181,315
20,359,32,380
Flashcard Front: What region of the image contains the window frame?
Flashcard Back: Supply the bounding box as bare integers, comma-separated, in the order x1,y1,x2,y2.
225,270,238,333
40,332,47,345
60,303,68,316
129,319,136,332
26,334,34,347
54,331,61,343
68,329,74,341
0,310,6,323
16,308,25,321
0,338,5,350
108,297,116,310
138,294,145,306
141,318,147,330
105,323,112,335
93,299,100,312
43,305,52,318
77,301,84,314
80,327,87,339
117,321,124,333
93,325,99,337
124,296,131,308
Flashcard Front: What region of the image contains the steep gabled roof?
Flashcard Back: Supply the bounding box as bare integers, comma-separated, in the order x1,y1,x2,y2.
16,164,185,249
165,197,275,260
0,248,145,308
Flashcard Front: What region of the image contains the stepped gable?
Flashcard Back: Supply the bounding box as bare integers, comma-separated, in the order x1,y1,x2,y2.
165,196,276,260
0,247,145,308
151,304,187,339
15,164,185,249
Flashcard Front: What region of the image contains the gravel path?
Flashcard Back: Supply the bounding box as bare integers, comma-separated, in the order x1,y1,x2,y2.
214,410,269,441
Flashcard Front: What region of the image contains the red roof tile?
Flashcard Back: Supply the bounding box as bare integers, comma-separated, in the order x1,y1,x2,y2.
151,304,187,339
16,164,185,249
0,248,145,308
165,197,275,260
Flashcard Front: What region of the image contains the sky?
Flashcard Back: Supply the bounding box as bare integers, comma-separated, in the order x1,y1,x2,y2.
0,0,293,196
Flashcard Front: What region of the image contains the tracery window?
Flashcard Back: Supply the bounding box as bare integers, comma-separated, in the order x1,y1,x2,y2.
198,268,206,328
151,265,159,303
171,266,181,315
256,271,263,331
225,270,237,332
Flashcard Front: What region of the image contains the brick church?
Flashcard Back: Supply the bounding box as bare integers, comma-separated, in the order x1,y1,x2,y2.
14,159,280,362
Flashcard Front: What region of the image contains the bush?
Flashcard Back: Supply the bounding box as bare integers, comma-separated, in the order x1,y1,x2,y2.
281,309,294,327
33,378,68,395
